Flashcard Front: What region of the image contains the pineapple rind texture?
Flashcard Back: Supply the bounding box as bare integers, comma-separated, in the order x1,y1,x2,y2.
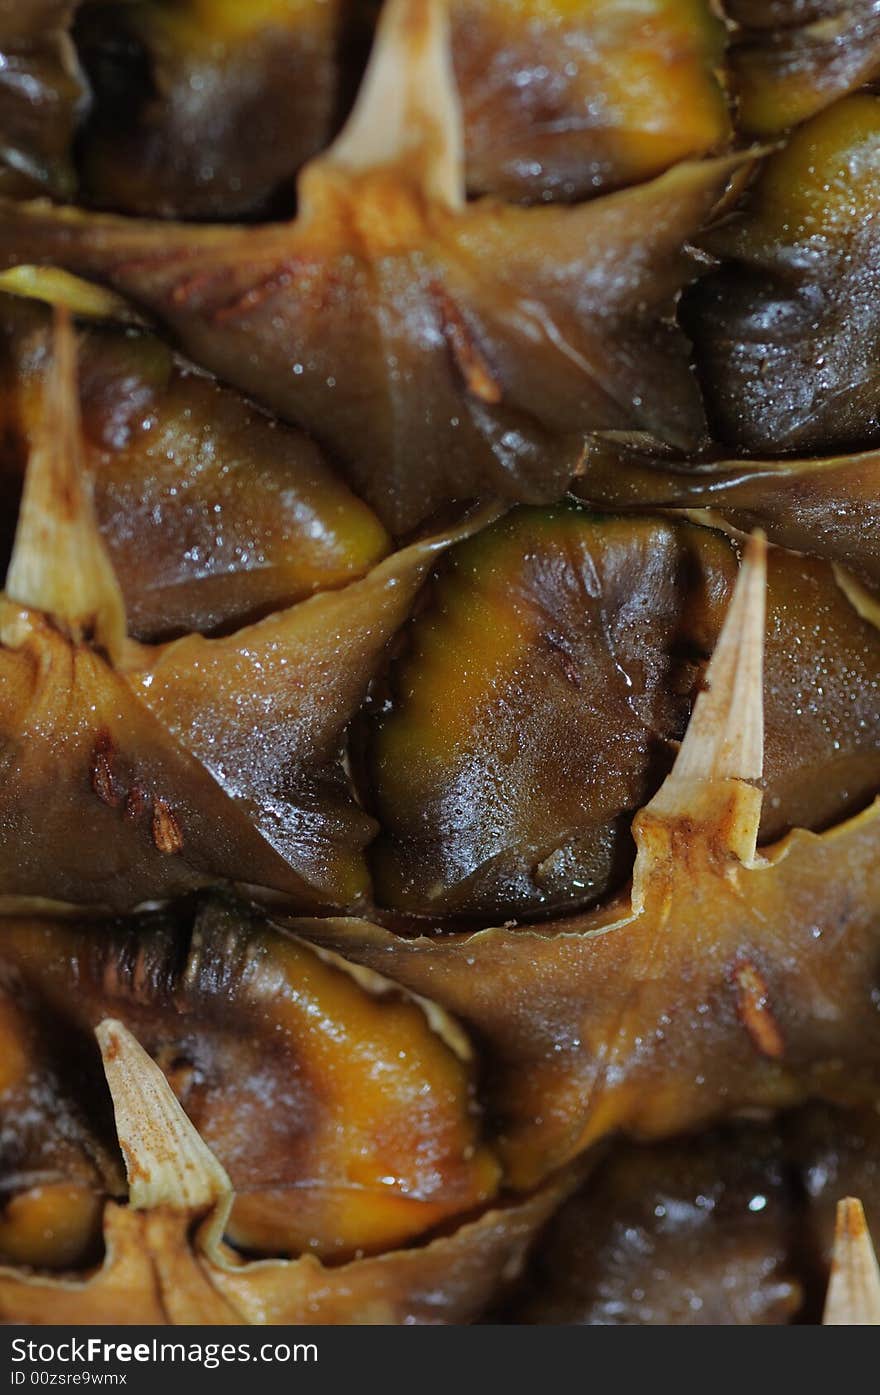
0,0,879,1326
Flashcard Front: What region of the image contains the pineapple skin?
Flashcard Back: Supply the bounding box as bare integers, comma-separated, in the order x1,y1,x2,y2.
0,0,880,1326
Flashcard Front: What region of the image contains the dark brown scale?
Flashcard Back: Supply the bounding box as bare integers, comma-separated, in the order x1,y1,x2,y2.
0,893,499,1268
505,1104,880,1325
365,502,880,921
74,0,358,222
0,294,389,641
684,96,880,457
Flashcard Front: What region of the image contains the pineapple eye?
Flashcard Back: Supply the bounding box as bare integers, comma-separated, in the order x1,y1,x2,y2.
509,1103,880,1327
510,1118,800,1326
365,503,738,920
0,893,499,1272
364,503,880,922
0,289,389,641
74,0,356,222
684,94,880,457
728,0,880,139
450,0,730,202
0,1010,559,1324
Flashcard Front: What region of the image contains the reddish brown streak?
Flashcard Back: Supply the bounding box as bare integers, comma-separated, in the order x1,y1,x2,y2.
151,798,184,855
431,282,502,404
731,959,785,1060
170,270,234,307
90,730,122,807
210,256,326,324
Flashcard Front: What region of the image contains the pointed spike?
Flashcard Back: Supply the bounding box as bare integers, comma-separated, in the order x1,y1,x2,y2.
823,1197,880,1325
96,1019,231,1215
670,531,766,788
647,532,766,808
316,0,464,207
3,308,127,661
631,533,767,878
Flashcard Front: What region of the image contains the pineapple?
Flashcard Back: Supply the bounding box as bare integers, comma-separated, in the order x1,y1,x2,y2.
0,0,879,1326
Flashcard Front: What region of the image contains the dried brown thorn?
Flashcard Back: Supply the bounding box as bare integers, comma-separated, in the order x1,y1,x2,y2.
823,1197,880,1325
